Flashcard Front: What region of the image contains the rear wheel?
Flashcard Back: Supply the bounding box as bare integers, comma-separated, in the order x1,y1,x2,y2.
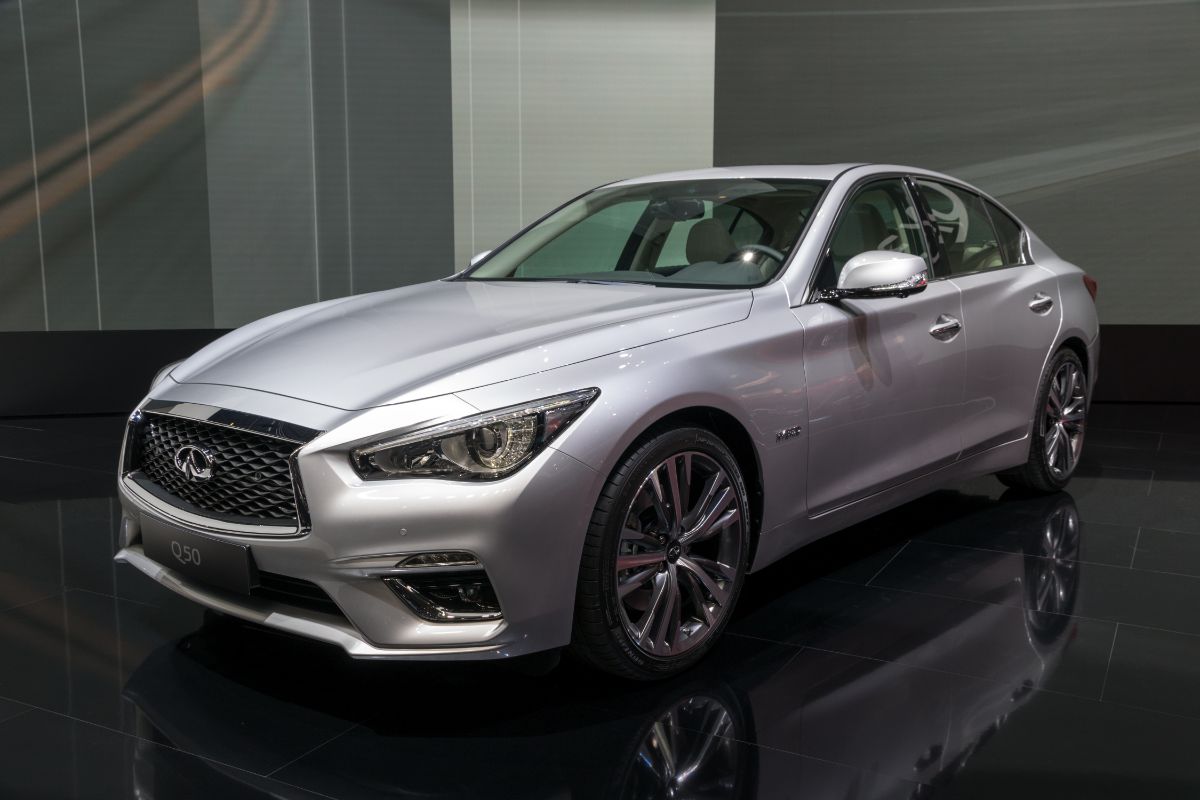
999,349,1087,493
572,427,750,680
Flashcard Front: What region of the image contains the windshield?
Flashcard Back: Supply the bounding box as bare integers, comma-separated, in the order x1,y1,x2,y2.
465,178,829,288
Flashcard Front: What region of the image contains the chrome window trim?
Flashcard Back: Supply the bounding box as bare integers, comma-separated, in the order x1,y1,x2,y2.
924,261,1031,284
770,163,863,292
909,176,1035,278
802,170,928,304
461,173,849,292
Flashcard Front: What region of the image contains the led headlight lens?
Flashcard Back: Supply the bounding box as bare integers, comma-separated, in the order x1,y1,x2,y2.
351,388,599,481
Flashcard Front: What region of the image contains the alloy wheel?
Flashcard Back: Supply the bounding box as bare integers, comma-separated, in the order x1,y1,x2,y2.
1024,498,1081,644
1032,503,1079,618
620,694,742,798
614,451,745,658
1042,362,1086,478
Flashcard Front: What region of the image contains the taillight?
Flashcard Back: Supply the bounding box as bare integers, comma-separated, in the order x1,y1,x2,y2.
1082,274,1098,302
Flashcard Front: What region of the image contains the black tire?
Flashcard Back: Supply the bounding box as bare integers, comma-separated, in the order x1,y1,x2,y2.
571,426,752,680
998,349,1087,493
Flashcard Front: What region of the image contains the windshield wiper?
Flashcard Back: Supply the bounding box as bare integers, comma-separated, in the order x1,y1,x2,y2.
560,278,642,286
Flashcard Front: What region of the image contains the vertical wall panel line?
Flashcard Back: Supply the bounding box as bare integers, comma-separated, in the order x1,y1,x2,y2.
466,0,475,256
306,0,321,301
340,0,354,294
516,0,522,227
16,0,49,331
73,0,103,329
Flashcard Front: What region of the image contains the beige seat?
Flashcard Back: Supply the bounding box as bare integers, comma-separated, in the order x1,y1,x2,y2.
683,218,778,280
685,218,737,264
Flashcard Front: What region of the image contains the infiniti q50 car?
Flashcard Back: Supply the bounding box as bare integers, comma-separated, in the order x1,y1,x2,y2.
115,164,1099,679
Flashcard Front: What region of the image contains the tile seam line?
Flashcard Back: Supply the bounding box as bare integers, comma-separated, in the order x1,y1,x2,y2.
815,575,1200,641
266,720,362,777
0,696,340,799
730,632,1103,700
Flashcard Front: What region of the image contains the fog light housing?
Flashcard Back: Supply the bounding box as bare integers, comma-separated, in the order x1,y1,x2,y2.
385,571,502,622
397,551,480,568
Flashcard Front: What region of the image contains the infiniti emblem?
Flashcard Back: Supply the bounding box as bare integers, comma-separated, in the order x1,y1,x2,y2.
174,444,215,482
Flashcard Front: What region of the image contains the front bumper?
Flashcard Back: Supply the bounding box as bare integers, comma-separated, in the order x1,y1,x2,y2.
115,388,601,660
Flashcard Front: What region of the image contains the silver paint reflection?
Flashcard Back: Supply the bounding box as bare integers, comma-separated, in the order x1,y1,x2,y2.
116,164,1100,661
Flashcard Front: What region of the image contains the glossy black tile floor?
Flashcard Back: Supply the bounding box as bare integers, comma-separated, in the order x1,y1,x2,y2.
2,406,1199,798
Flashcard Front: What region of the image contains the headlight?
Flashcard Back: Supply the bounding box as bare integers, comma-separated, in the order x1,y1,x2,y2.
150,360,183,390
351,388,599,481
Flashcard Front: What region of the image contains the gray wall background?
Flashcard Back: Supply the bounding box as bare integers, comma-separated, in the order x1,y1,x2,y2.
1,0,1197,412
0,0,713,335
0,0,454,333
449,0,714,267
714,0,1200,326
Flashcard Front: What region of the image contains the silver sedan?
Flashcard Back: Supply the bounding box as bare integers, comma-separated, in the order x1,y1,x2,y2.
115,164,1099,679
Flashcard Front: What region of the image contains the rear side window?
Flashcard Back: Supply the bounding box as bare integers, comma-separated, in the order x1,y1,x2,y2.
983,200,1028,266
915,180,1002,275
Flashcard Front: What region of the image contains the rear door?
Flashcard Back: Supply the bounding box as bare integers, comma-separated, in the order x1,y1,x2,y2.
912,179,1062,456
798,178,966,515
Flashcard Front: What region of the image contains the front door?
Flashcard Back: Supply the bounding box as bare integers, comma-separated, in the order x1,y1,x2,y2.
797,178,966,515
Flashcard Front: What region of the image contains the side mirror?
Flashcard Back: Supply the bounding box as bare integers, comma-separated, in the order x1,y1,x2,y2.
822,251,928,300
470,250,491,266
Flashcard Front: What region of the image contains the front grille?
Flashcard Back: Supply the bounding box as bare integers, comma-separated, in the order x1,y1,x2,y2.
131,413,304,525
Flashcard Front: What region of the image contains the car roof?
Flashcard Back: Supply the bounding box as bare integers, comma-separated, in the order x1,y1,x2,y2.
606,164,867,186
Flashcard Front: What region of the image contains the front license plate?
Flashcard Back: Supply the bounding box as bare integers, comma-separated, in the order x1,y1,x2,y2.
141,515,258,595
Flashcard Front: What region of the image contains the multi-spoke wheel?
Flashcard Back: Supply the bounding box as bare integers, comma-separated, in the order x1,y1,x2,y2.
1021,493,1081,646
999,349,1088,493
617,693,747,798
572,427,751,679
1043,361,1086,479
615,451,744,658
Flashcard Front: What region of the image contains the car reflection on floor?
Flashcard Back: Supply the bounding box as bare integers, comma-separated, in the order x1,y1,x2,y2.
121,491,1081,799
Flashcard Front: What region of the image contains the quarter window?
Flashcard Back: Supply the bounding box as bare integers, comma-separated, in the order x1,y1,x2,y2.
915,180,1004,275
817,179,927,290
983,199,1028,266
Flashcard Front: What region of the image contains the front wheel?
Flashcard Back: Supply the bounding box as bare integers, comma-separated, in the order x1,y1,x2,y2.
572,427,751,680
999,349,1087,493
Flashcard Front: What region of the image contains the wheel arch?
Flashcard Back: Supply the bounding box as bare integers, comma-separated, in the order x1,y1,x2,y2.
616,405,765,566
1057,335,1089,377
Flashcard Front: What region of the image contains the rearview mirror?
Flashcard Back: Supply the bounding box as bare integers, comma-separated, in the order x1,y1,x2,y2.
823,251,928,300
647,197,706,221
470,250,491,266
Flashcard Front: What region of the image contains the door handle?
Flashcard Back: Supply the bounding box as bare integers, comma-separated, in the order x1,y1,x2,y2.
929,314,962,341
1029,292,1054,314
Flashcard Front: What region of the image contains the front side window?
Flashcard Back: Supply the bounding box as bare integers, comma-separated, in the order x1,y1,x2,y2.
467,179,828,288
816,179,927,290
915,180,1004,275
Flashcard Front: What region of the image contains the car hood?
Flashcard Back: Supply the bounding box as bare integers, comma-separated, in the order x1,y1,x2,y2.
171,279,752,410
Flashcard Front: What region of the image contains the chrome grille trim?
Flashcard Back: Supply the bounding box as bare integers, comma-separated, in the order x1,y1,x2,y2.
140,399,322,444
121,477,298,536
123,402,321,535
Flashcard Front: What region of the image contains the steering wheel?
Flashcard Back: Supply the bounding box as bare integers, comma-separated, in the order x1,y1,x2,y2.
724,244,785,265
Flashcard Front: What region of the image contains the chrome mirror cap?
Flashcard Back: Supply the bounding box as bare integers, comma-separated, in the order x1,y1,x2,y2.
469,250,492,266
824,250,928,300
